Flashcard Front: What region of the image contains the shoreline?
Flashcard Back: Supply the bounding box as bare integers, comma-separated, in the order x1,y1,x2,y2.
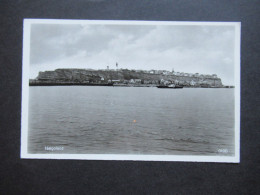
29,82,234,88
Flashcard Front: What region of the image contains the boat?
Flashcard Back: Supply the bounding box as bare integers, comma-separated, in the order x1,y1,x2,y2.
157,84,183,89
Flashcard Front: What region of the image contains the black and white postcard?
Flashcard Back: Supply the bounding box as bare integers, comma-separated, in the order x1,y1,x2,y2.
21,19,240,162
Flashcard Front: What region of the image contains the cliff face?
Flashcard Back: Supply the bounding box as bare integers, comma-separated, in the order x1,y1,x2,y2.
36,68,222,87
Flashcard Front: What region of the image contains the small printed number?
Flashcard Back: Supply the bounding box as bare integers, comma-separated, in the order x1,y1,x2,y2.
218,149,228,153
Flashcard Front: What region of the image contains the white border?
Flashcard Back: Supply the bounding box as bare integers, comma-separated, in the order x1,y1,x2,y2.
21,19,241,163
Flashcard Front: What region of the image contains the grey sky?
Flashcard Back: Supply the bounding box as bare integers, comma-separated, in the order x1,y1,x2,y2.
30,23,236,85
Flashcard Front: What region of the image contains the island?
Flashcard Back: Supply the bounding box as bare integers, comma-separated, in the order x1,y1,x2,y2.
29,68,233,88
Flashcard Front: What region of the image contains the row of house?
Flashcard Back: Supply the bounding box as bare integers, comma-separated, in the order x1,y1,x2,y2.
172,72,218,79
110,78,207,86
148,70,218,79
103,68,218,79
109,79,158,84
159,78,217,86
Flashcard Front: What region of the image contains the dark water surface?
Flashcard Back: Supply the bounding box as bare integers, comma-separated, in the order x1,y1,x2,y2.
28,86,235,156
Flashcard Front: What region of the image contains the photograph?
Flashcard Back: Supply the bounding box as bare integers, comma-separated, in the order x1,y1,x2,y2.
21,19,240,162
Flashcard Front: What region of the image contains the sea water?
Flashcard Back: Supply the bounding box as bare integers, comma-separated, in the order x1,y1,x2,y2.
28,86,235,156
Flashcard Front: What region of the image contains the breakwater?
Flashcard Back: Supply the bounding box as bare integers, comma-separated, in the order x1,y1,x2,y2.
30,68,224,87
29,81,113,86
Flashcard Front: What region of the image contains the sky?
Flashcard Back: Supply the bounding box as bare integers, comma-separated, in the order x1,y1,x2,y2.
29,22,236,85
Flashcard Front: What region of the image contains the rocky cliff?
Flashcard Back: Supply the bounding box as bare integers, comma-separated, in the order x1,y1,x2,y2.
34,68,223,87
